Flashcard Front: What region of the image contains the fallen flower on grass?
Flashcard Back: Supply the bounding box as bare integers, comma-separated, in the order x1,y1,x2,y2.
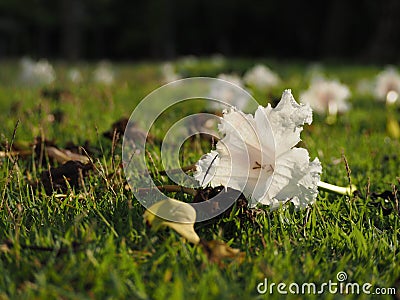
372,67,400,139
300,78,351,120
93,61,114,85
374,67,400,104
195,89,322,210
243,64,280,91
19,57,56,86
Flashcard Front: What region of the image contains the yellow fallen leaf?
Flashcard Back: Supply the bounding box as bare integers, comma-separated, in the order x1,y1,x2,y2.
387,114,400,139
143,198,200,244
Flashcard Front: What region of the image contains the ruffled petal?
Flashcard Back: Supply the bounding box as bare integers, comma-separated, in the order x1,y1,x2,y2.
263,89,312,156
255,149,322,209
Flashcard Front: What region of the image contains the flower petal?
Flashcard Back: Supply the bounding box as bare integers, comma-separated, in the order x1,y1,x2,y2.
263,89,312,156
256,149,322,209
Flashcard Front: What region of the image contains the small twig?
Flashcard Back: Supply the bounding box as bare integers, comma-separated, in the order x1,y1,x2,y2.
342,153,353,195
392,183,399,216
111,128,120,171
9,119,20,152
1,239,90,256
202,154,219,186
137,184,197,196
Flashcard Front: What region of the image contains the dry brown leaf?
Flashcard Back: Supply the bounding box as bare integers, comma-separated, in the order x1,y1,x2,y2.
46,146,90,164
40,160,93,195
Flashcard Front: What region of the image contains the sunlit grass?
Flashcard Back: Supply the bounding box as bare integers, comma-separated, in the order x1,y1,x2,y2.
0,58,399,299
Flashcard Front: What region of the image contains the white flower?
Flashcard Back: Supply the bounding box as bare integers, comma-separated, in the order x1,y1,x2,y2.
194,89,322,210
68,68,83,83
161,62,181,83
19,57,56,86
243,64,280,90
209,73,251,111
300,78,351,115
93,61,114,85
374,67,400,104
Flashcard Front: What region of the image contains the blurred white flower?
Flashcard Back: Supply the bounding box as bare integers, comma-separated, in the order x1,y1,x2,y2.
300,78,351,115
93,61,114,85
209,73,251,111
68,68,83,83
194,89,322,210
19,57,56,86
243,64,280,91
374,67,400,104
161,62,181,83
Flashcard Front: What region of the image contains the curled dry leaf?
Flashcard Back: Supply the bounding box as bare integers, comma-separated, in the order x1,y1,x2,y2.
0,137,90,165
45,146,90,164
143,198,200,244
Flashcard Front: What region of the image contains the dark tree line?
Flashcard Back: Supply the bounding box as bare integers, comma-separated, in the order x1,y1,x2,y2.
0,0,399,62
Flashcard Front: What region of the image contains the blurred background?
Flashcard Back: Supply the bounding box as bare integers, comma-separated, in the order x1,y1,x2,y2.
0,0,400,62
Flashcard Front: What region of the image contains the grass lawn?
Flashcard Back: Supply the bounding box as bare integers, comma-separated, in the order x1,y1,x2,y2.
0,58,399,299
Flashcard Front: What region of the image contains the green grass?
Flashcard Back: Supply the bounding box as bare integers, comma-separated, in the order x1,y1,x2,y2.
0,58,399,299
